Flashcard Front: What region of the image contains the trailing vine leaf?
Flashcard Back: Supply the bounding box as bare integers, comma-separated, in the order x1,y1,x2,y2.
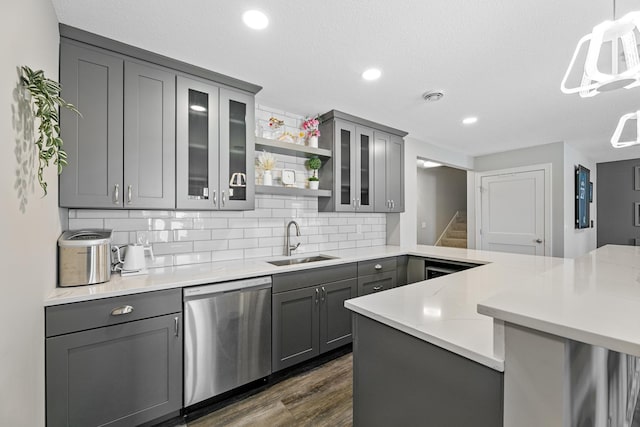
19,66,80,196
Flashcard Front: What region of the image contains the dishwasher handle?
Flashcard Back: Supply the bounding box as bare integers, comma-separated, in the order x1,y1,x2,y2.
183,276,272,300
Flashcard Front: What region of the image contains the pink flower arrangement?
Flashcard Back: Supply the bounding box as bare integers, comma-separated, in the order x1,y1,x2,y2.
302,116,321,138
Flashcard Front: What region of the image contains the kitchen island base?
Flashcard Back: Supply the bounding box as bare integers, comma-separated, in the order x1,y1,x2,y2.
352,314,503,427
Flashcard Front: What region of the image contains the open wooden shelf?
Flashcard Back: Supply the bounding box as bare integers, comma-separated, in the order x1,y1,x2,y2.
255,185,332,198
255,137,332,159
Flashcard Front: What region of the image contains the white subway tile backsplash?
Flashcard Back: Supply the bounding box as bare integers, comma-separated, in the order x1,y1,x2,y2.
329,217,348,226
244,228,272,238
153,242,193,255
174,252,212,266
244,247,272,259
339,225,357,233
194,240,228,251
77,209,129,219
258,198,285,209
137,231,172,243
110,231,131,245
211,229,244,240
105,218,153,231
174,230,211,241
339,241,357,249
69,218,104,229
228,218,259,229
229,238,259,249
174,211,212,219
259,237,284,248
128,210,173,218
193,218,228,229
211,249,244,262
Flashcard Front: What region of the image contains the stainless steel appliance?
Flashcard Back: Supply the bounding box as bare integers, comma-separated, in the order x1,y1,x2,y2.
407,256,481,284
183,276,272,407
57,229,112,287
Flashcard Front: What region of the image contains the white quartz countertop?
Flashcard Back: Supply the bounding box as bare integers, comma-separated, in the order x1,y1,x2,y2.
45,245,408,306
344,245,566,371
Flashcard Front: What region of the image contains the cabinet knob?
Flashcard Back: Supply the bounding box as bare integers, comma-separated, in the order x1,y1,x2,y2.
374,264,382,270
110,305,134,316
535,238,543,243
373,285,383,292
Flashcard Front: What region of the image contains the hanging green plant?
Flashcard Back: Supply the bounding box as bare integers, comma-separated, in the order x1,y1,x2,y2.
20,66,80,196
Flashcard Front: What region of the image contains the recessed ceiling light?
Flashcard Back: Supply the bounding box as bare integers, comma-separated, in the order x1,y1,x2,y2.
362,68,382,81
462,116,478,125
242,10,269,30
190,105,207,112
422,160,442,168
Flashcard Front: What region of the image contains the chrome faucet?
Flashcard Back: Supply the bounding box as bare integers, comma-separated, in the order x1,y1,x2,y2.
285,220,301,256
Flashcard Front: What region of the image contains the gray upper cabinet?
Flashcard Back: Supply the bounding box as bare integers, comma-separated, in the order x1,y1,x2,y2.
124,61,175,209
374,131,405,212
318,110,406,213
58,26,260,210
176,80,255,210
59,41,124,208
59,44,176,209
176,76,220,209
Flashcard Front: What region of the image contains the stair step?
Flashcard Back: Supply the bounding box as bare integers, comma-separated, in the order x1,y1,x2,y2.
440,238,467,249
446,230,467,239
451,223,467,231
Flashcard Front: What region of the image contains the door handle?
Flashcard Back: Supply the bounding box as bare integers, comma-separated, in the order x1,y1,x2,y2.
222,190,226,207
373,285,383,292
321,286,326,303
315,288,319,305
110,305,134,316
174,316,180,337
127,185,132,205
352,198,356,209
213,190,217,207
535,238,543,243
113,184,120,205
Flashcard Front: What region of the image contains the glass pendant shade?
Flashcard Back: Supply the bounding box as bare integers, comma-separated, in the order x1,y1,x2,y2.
611,110,640,148
561,11,640,98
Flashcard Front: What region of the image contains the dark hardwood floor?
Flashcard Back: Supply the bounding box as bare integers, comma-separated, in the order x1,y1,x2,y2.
185,353,353,427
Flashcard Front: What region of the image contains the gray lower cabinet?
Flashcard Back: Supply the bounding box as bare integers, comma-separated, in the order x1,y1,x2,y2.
357,257,397,296
374,132,405,213
272,264,357,371
45,290,182,426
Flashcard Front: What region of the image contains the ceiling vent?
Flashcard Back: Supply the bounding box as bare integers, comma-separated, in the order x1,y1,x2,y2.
422,90,445,102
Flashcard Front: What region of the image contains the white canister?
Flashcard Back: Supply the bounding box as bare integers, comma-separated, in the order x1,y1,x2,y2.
263,170,273,186
308,136,318,148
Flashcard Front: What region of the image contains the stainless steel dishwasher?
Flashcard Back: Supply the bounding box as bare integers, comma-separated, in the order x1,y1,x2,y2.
183,276,272,407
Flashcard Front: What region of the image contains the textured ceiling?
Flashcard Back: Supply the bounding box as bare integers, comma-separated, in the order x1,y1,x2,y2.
52,0,640,162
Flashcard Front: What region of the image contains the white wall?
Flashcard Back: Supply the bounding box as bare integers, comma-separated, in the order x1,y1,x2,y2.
474,142,565,257
388,136,474,248
416,166,467,245
0,0,60,425
563,143,596,258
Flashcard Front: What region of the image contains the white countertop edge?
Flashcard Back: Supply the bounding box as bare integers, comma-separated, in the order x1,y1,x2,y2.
346,301,505,372
478,303,640,358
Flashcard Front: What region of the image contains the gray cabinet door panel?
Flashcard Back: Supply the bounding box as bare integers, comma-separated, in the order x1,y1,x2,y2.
46,313,182,427
272,287,319,371
124,61,175,209
388,135,404,212
219,88,255,210
334,120,356,212
373,131,389,212
319,278,357,353
176,76,220,209
59,41,124,208
355,127,374,212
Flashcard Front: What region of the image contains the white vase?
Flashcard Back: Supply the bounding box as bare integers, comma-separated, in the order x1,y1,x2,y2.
309,180,319,190
263,170,273,186
308,136,318,148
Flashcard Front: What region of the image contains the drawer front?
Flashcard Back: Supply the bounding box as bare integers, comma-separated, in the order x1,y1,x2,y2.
358,271,397,296
46,289,182,337
273,262,357,294
357,257,397,276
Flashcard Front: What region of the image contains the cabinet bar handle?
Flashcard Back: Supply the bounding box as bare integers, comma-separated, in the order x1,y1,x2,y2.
110,305,133,316
315,288,319,305
321,286,326,303
222,190,226,207
114,184,120,205
352,198,356,209
127,185,132,205
387,200,391,209
373,285,383,292
374,264,382,270
213,190,217,207
174,317,179,337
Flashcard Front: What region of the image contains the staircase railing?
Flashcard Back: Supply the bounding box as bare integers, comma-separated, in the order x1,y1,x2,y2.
435,211,463,247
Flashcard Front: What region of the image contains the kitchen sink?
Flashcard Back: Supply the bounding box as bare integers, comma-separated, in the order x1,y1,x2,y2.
268,255,338,266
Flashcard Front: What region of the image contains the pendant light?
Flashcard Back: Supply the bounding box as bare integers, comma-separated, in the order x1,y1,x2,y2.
611,111,640,148
561,3,640,98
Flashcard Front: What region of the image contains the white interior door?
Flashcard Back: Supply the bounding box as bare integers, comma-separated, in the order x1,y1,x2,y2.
479,167,548,256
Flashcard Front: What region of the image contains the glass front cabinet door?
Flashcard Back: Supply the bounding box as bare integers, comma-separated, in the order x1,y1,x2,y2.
219,88,255,210
177,79,255,210
355,126,374,212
